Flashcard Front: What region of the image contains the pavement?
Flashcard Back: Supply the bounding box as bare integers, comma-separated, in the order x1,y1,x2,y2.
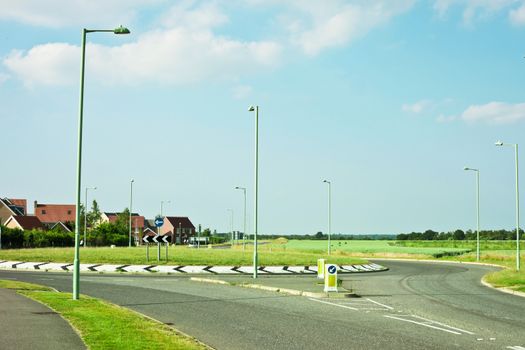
0,288,85,350
1,260,524,350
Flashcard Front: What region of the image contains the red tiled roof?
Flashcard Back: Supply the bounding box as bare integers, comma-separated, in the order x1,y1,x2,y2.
8,199,27,213
103,212,144,228
9,215,43,230
35,204,76,223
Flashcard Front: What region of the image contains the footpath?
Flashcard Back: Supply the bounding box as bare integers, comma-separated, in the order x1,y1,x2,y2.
0,288,85,350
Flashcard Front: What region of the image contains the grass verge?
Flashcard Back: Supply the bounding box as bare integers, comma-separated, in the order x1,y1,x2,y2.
20,290,209,350
0,279,53,291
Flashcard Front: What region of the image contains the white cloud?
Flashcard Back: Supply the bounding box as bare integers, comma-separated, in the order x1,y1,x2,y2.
0,0,156,28
4,43,78,87
281,0,415,55
3,3,283,87
402,100,432,114
433,0,520,25
460,101,525,124
436,114,457,123
509,2,525,25
232,85,253,99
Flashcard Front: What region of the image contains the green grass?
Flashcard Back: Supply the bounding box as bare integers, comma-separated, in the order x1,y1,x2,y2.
0,245,365,266
284,240,470,257
484,269,525,293
0,279,53,291
21,291,208,350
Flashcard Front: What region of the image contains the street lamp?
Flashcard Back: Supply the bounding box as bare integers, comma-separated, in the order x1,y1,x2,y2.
84,186,97,248
495,141,521,271
235,186,247,251
248,105,259,279
464,167,480,262
227,209,234,246
129,179,134,247
74,25,130,300
323,180,332,255
160,200,171,217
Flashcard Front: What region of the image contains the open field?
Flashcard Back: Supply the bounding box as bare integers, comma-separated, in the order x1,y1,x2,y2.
284,239,471,257
0,245,365,266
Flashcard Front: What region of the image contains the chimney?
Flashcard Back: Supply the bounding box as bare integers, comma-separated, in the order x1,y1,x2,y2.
34,200,38,215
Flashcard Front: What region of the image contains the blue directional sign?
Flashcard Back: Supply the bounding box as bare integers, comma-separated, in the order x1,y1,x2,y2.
154,216,164,228
328,265,337,274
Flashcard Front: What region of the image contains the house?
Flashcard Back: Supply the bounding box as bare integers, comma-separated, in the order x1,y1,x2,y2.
161,216,195,245
0,198,27,225
34,201,76,225
4,215,43,231
100,212,145,231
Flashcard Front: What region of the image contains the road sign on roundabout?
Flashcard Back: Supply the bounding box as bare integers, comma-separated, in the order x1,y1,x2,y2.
154,216,164,228
142,235,171,244
324,264,338,292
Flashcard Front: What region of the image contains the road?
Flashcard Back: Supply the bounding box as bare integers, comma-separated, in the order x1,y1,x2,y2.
0,260,523,349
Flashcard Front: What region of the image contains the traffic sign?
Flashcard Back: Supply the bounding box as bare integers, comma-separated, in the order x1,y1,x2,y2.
154,216,164,228
143,235,171,243
317,258,325,279
324,264,338,292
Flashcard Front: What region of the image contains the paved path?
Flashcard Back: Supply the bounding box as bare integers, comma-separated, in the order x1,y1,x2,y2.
0,260,524,350
0,288,85,350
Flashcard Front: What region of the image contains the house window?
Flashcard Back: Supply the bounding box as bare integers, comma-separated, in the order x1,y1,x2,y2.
67,210,72,215
42,210,46,214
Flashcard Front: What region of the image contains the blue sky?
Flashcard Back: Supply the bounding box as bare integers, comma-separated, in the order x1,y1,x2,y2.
1,0,524,235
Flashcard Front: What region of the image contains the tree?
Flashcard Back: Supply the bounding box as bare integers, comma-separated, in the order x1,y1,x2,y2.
115,208,130,231
202,228,211,237
453,229,465,240
87,200,101,228
315,231,324,240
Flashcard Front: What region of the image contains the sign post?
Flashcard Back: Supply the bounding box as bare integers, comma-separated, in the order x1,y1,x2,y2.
324,264,338,292
154,216,164,262
317,258,325,279
198,224,201,249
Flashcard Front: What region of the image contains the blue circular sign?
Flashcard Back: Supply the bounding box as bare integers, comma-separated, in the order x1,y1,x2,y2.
328,265,337,274
154,216,164,228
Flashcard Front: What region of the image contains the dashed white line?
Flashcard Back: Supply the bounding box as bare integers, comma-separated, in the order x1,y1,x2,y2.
507,346,525,350
384,315,463,335
409,315,475,335
308,298,359,310
365,298,394,310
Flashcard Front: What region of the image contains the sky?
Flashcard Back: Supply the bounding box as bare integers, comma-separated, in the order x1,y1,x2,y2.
1,0,524,235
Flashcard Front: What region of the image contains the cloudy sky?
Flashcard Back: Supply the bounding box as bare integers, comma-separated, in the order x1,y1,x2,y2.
1,0,524,235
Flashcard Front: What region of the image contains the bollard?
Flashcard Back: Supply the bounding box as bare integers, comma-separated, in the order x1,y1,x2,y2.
324,264,338,292
317,258,325,279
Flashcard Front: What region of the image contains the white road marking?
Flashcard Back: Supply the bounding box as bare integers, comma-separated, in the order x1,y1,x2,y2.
308,298,359,311
507,346,525,350
365,298,394,310
409,315,475,335
384,315,471,335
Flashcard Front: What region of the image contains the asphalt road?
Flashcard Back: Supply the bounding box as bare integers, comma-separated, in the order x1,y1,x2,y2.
0,260,523,350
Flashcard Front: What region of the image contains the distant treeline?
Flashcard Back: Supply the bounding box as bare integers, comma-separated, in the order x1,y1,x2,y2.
397,229,524,241
258,233,397,240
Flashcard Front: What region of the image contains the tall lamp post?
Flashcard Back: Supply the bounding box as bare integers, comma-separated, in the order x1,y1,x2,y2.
495,141,521,271
73,25,130,300
235,186,247,250
227,209,234,245
323,180,332,255
129,179,134,247
160,200,171,217
464,167,480,261
248,105,259,279
84,186,97,248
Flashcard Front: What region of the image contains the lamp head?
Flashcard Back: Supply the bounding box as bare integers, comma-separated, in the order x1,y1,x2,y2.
94,187,97,190
495,141,504,146
131,179,134,183
113,25,130,35
323,179,329,183
248,106,255,112
464,167,470,171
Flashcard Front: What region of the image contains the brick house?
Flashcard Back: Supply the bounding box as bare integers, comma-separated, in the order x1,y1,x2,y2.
161,217,195,245
4,215,43,231
34,201,76,228
100,212,145,231
0,198,27,225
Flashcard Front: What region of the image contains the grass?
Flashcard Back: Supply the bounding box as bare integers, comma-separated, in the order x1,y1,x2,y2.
0,244,365,266
0,279,208,349
21,291,208,350
284,239,470,257
0,279,53,291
